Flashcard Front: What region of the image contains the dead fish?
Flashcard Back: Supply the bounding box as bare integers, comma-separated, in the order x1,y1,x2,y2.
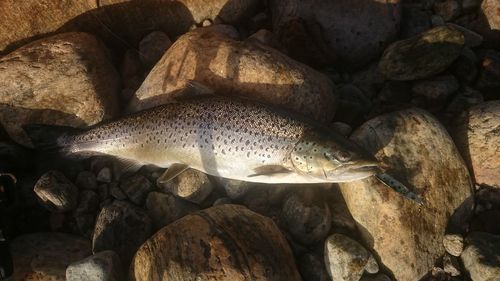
25,96,380,184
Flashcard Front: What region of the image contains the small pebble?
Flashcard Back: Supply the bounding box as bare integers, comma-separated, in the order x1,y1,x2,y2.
443,233,464,256
120,174,154,205
160,169,214,204
443,254,461,276
138,31,172,69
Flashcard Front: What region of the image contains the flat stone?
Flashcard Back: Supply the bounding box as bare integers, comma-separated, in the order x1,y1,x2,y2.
379,26,464,80
34,170,78,212
66,250,123,281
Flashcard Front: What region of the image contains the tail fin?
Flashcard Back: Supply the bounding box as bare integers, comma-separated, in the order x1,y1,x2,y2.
22,124,82,153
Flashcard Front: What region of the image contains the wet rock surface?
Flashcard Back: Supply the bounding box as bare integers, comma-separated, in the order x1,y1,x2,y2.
130,204,301,281
66,250,123,281
461,232,500,281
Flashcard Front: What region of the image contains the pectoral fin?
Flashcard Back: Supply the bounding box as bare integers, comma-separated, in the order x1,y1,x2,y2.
157,163,189,184
248,165,291,177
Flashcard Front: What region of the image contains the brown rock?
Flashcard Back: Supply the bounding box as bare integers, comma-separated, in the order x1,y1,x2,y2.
270,0,401,69
10,232,91,281
130,204,301,281
379,26,464,81
128,28,336,122
34,170,78,213
0,0,260,53
476,50,500,99
339,108,472,281
0,32,119,146
452,101,500,188
467,0,500,48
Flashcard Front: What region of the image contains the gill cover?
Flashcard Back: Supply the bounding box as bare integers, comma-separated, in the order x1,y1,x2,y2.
290,138,352,178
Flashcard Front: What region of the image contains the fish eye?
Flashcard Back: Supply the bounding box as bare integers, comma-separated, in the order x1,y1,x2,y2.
337,151,351,161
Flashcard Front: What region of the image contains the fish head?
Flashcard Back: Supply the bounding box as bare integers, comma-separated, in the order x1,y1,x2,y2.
290,132,380,182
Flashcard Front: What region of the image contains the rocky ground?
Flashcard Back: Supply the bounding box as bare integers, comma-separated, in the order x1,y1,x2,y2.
0,0,499,281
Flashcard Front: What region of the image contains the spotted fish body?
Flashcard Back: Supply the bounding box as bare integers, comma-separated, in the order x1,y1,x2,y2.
55,97,379,183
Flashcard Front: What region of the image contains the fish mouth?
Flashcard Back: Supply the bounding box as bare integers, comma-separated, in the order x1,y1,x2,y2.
345,160,381,175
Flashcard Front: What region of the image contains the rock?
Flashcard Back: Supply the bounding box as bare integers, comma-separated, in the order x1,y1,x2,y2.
0,32,119,146
376,81,412,106
120,49,143,90
433,0,461,21
217,178,254,200
109,182,127,200
411,74,459,110
335,84,372,126
34,170,78,212
452,101,500,188
128,28,337,122
476,50,500,98
461,232,500,281
468,0,500,48
359,274,392,281
202,19,212,27
130,204,301,281
75,171,98,190
160,169,214,204
444,87,483,122
119,174,154,205
471,209,500,235
379,26,464,80
97,184,110,201
93,200,152,266
271,0,401,69
443,254,461,276
241,185,288,215
324,234,378,281
205,24,240,40
96,167,112,183
447,23,483,48
138,31,172,69
246,29,280,49
281,189,331,245
400,5,432,39
66,250,123,281
10,232,91,281
431,15,446,26
0,0,260,53
298,252,330,281
443,233,465,256
331,122,352,137
145,191,199,228
339,108,472,281
451,47,478,85
74,190,100,238
461,0,482,12
213,197,232,206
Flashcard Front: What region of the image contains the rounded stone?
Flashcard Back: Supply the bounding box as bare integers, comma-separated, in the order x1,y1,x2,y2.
34,170,78,212
339,108,472,281
130,204,301,281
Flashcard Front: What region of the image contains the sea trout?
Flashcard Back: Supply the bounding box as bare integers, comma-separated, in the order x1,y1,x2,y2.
26,96,380,184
